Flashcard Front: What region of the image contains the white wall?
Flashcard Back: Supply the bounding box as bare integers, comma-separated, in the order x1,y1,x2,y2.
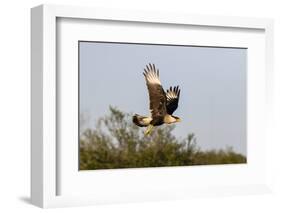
0,0,280,212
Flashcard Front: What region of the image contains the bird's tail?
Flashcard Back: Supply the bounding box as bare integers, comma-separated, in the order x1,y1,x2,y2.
132,114,152,127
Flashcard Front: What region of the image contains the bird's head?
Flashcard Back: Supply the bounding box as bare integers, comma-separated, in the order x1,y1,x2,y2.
172,116,181,123
164,115,182,124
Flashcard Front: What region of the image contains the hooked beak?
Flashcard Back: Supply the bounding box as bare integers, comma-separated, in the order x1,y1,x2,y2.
176,118,181,122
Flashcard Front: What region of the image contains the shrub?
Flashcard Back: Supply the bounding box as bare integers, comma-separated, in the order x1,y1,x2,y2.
79,107,246,170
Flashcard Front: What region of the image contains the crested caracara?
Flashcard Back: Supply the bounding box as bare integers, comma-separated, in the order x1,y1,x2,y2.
133,63,181,135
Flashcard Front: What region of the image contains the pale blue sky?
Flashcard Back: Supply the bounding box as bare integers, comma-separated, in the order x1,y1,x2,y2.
79,41,247,155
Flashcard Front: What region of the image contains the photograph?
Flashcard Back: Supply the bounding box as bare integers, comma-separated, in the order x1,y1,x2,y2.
79,41,247,170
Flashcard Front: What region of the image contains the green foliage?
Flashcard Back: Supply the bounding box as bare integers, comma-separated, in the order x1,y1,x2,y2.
79,106,246,170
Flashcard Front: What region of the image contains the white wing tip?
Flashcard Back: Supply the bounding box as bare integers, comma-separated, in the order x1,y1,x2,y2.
143,63,161,85
166,86,180,101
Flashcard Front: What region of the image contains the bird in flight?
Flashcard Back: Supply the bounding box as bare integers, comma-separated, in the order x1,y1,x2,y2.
133,63,181,135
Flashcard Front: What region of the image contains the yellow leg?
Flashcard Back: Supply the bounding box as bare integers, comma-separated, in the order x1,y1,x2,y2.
145,125,154,136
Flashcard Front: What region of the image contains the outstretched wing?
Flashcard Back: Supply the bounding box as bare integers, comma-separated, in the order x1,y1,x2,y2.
166,86,181,115
143,63,167,120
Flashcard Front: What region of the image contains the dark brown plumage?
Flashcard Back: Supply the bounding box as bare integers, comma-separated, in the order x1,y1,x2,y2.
133,63,181,135
143,64,167,126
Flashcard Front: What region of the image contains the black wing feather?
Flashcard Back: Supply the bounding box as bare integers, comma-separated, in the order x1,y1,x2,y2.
166,86,180,115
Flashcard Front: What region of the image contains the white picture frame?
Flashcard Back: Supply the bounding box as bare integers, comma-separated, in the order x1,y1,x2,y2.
31,4,274,208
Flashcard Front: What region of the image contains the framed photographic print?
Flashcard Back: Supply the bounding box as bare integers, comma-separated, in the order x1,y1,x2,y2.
31,4,274,208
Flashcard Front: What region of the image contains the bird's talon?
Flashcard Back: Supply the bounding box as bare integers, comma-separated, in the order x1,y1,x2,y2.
145,125,154,136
